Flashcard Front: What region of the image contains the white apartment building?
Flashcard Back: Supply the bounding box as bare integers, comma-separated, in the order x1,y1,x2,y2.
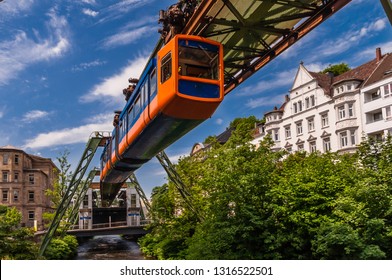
251,48,391,153
361,50,392,139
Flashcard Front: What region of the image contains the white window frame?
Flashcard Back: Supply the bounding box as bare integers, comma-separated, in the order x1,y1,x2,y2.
308,117,315,132
285,126,291,139
323,137,331,152
321,113,329,128
296,122,303,136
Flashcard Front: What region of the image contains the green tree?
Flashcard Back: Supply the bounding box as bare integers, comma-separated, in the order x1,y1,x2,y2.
321,63,351,76
0,206,38,259
42,150,79,259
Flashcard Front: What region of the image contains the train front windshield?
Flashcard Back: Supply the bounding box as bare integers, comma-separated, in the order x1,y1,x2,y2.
178,39,219,80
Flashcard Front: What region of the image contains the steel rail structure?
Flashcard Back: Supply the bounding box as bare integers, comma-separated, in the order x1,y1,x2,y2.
38,132,110,257
381,0,392,25
178,0,352,94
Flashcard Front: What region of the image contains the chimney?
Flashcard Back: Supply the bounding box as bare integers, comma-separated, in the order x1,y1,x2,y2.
376,47,382,62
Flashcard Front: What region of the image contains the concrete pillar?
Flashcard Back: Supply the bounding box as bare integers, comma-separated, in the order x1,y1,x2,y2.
126,187,140,226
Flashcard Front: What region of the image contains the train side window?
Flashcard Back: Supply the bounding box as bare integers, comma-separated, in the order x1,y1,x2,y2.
150,68,157,96
134,95,141,115
128,106,133,127
143,82,149,104
161,53,172,83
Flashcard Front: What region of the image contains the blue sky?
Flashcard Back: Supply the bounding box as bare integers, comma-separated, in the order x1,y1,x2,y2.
0,0,391,197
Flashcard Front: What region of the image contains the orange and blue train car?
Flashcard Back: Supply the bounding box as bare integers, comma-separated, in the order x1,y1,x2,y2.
100,35,224,206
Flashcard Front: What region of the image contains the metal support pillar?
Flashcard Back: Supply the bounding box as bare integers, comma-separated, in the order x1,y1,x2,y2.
156,150,202,221
128,173,151,219
380,0,392,25
69,168,99,226
38,131,110,257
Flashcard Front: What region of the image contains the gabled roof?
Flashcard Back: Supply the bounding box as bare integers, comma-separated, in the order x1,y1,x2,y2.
363,53,392,87
332,58,379,86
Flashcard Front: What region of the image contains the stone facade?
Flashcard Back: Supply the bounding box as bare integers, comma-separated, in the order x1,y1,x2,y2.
0,146,58,231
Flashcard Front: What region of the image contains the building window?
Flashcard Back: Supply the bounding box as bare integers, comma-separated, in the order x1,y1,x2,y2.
2,153,9,165
340,131,348,148
371,90,381,100
338,106,346,120
28,211,35,221
28,191,35,202
297,144,304,151
321,113,329,127
308,118,315,132
273,129,280,141
350,130,357,146
29,174,34,185
347,84,352,91
13,190,19,202
296,122,303,135
305,97,310,109
384,83,391,98
386,106,392,120
293,103,297,113
310,95,315,107
323,137,331,152
298,101,303,112
14,172,19,182
348,104,354,117
2,171,8,182
14,154,19,165
309,141,317,153
131,194,137,208
373,112,383,122
83,195,89,208
2,190,8,202
285,126,291,139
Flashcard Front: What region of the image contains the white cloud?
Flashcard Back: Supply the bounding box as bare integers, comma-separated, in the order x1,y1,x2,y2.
352,40,392,64
81,0,97,4
215,118,224,125
0,105,7,119
71,59,107,72
311,18,388,59
246,93,286,109
102,26,156,49
238,68,296,96
0,9,70,86
21,110,51,123
83,8,99,17
80,56,148,104
23,113,113,150
0,0,34,17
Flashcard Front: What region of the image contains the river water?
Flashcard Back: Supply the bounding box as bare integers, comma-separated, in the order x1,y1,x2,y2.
75,235,145,260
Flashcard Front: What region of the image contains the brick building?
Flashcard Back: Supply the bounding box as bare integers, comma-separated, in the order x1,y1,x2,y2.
0,145,58,231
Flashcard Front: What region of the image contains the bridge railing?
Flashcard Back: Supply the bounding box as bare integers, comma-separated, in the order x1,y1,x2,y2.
69,219,151,230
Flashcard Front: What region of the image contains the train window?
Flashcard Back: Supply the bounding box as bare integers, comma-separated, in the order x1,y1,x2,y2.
161,52,172,83
143,82,148,104
178,40,219,80
150,68,157,95
134,95,141,115
128,106,133,127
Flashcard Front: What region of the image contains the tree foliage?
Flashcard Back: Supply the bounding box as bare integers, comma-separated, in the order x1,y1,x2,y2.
139,117,392,260
0,206,38,259
321,63,351,76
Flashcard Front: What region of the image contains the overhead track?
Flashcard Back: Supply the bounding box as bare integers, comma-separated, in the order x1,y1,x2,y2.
177,0,352,94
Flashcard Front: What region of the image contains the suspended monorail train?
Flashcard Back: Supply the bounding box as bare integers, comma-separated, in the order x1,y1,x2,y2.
100,35,224,206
